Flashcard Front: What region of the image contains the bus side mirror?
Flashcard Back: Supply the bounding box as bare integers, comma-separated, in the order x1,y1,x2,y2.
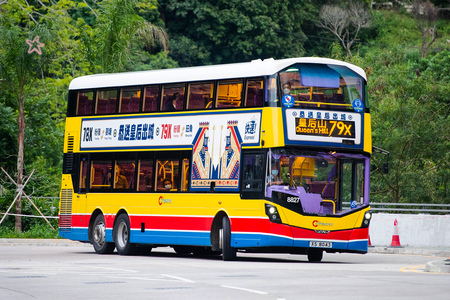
383,162,389,174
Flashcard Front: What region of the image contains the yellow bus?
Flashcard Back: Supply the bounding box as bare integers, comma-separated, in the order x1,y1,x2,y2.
59,57,373,261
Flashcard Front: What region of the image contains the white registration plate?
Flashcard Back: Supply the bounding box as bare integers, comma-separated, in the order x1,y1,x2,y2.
309,241,332,248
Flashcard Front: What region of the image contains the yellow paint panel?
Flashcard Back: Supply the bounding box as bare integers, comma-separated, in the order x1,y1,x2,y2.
261,108,284,148
279,205,369,230
364,113,372,154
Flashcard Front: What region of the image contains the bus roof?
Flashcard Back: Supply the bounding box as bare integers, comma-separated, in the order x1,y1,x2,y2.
69,57,367,90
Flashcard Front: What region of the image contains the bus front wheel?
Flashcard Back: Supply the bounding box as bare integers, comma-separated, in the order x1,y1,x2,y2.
92,214,115,254
114,214,138,255
220,216,236,261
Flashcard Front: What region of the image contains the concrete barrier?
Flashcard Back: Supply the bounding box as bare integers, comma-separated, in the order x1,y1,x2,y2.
369,213,450,248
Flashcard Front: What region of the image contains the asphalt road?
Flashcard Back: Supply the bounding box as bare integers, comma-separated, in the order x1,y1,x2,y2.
0,241,449,300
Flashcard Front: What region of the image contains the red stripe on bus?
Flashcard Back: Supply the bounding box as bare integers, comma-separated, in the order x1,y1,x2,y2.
130,215,213,231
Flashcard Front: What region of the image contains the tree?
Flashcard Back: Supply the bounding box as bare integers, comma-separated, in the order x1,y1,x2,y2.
89,0,169,73
318,2,371,58
412,0,439,58
0,24,51,232
160,0,314,66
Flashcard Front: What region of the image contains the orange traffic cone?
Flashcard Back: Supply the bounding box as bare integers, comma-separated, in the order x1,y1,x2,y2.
389,219,403,248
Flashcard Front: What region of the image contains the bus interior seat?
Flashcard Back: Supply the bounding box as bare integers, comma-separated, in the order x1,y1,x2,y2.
175,98,184,110
96,99,108,114
188,93,204,110
77,95,88,115
130,96,140,112
120,97,131,113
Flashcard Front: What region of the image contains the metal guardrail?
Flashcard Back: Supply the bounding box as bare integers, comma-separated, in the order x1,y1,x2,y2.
369,202,450,214
344,202,450,214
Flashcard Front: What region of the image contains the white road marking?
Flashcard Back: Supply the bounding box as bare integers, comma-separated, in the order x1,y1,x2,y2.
221,285,268,295
85,266,138,273
161,274,195,283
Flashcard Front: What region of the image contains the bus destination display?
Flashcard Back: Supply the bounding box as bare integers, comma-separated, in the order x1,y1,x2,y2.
295,118,355,138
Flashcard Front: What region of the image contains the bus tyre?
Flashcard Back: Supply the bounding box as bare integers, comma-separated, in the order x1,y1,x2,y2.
114,214,138,255
92,214,115,254
307,250,323,262
221,216,236,261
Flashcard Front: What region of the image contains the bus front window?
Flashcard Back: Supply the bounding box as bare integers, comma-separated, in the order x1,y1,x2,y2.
266,149,368,215
278,63,365,111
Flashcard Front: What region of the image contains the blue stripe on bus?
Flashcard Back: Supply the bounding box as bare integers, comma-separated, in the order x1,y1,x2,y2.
59,228,89,242
60,228,367,252
131,230,211,246
232,232,294,248
347,240,368,252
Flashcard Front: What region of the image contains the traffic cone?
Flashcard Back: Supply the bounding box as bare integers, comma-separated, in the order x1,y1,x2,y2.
389,219,403,248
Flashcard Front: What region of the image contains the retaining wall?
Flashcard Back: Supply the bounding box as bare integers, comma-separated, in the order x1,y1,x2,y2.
369,213,450,248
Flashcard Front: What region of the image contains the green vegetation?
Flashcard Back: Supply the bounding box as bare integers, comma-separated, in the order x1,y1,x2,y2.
0,1,449,237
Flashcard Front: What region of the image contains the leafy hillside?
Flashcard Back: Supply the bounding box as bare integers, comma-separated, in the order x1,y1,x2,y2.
0,1,449,232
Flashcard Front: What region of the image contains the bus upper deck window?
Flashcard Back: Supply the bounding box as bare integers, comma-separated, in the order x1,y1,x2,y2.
187,82,214,110
216,79,243,109
96,89,118,115
143,86,159,113
120,87,141,114
278,64,364,111
162,84,185,112
245,78,263,107
76,91,94,116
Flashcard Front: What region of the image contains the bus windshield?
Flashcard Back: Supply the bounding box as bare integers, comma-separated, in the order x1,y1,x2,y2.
279,63,366,111
266,148,369,215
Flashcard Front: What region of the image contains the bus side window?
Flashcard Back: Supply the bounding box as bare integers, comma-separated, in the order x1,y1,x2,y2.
114,160,135,190
216,80,243,108
137,159,154,192
161,84,185,112
143,86,159,113
120,86,141,114
181,158,190,191
96,89,118,115
241,153,264,199
79,156,88,192
187,82,214,110
76,91,94,116
245,78,263,107
90,160,112,190
156,159,179,192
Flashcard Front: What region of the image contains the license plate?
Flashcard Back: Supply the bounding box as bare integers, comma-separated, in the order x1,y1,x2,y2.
309,241,332,248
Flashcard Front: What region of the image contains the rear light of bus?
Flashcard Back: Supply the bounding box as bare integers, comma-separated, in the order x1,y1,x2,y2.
361,211,372,228
265,204,282,223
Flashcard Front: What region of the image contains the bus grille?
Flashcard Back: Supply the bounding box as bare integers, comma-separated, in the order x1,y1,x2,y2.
59,189,73,231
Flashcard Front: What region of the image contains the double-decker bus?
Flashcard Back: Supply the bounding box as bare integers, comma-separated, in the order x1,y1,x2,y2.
59,57,372,262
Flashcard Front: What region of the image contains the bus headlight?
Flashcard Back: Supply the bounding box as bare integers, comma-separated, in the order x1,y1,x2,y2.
265,204,282,224
361,211,372,228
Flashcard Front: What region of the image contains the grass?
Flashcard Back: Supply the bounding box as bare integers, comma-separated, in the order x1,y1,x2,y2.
0,224,61,239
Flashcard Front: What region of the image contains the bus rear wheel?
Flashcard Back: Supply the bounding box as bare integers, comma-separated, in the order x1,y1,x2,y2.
92,214,115,254
307,250,323,262
114,214,138,255
220,216,236,261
